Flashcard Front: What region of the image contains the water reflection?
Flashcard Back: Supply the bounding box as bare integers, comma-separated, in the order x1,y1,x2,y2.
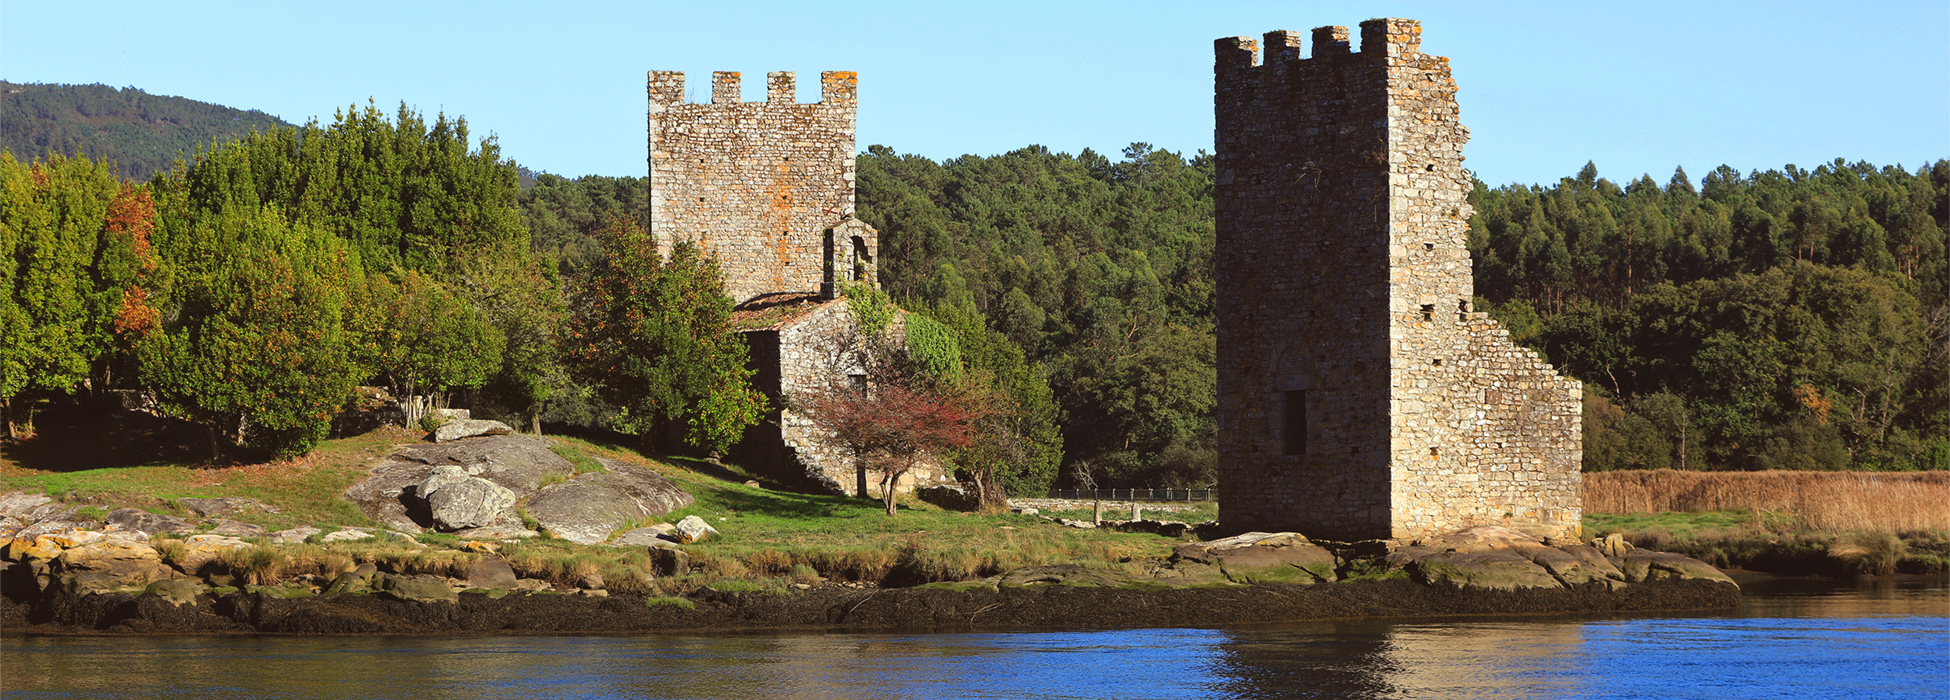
4,579,1943,700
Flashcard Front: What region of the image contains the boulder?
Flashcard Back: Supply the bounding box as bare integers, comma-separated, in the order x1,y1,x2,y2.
143,578,208,607
1176,532,1338,584
1596,533,1633,557
3,535,65,563
14,516,82,540
106,508,196,536
175,497,276,517
1404,548,1564,591
511,578,553,592
1533,544,1629,588
342,458,436,532
528,464,695,545
373,573,458,603
269,527,323,545
324,564,380,594
463,558,518,590
321,528,375,543
391,435,577,493
0,491,54,518
1613,550,1737,585
52,536,175,594
418,465,518,531
432,419,514,443
608,524,677,547
672,515,718,544
203,520,266,537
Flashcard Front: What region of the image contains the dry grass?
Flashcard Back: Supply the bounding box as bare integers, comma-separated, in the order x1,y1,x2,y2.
1583,470,1950,533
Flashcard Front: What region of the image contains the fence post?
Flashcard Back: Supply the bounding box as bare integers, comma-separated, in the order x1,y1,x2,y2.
1093,499,1103,526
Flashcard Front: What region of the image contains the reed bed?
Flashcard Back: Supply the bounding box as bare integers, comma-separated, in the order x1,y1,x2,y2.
1583,470,1950,533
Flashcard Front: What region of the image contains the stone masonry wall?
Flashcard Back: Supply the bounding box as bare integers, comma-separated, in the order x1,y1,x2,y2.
648,70,868,304
738,301,950,497
1214,19,1581,541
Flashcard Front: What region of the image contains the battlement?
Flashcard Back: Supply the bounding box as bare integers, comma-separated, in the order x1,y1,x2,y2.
646,68,868,304
645,70,857,107
1215,18,1421,69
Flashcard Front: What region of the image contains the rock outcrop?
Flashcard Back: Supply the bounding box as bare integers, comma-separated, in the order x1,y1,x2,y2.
1174,532,1339,584
418,466,518,531
528,460,695,545
344,436,695,544
431,419,514,443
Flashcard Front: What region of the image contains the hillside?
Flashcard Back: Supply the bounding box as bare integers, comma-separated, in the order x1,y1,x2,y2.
0,81,293,180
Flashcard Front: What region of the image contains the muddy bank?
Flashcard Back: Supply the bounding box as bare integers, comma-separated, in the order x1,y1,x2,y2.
1,575,1741,636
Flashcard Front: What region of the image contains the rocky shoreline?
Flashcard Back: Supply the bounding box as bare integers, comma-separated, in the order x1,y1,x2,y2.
2,573,1740,636
2,524,1741,636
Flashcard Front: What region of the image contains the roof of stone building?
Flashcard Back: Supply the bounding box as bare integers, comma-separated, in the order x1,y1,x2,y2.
730,292,839,332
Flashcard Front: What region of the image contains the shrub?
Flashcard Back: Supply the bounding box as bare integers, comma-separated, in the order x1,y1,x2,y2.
1828,532,1907,576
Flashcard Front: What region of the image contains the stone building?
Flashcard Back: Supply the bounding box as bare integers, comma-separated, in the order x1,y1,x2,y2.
1212,19,1582,541
647,70,877,305
648,70,946,496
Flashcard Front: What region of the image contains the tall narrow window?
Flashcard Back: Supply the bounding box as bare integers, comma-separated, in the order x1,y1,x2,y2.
1283,390,1308,456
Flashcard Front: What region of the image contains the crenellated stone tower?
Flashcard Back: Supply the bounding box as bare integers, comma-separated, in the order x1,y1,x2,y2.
647,70,877,304
1213,19,1582,541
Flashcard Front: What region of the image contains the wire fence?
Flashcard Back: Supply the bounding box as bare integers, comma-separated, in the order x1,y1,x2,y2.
1044,489,1214,502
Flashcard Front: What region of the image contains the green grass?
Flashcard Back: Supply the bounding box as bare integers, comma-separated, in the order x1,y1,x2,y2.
2,426,1215,589
1583,510,1781,539
1583,509,1950,576
2,427,413,531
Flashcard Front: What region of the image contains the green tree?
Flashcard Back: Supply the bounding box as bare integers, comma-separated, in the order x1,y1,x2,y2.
565,218,763,453
361,270,505,426
136,208,364,458
0,152,123,435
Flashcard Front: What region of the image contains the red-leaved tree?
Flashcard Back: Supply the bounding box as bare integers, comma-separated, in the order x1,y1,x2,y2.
797,378,977,516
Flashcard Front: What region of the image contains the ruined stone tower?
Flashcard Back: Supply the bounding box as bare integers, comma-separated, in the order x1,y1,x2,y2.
1213,19,1582,541
647,70,877,304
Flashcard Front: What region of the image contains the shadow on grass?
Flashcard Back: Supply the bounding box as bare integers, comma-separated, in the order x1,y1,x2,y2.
541,422,877,521
2,401,212,473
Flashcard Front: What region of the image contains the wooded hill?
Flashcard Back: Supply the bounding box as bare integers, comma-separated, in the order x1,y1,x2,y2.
0,82,294,181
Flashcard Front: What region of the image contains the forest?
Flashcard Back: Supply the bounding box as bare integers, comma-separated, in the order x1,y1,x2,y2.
3,97,1945,493
0,82,294,181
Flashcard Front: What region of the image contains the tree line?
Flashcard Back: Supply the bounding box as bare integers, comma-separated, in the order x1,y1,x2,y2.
5,101,1943,478
1469,161,1947,471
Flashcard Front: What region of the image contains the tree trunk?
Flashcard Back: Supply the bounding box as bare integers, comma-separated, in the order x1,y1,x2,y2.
529,410,542,436
856,459,871,500
882,470,900,516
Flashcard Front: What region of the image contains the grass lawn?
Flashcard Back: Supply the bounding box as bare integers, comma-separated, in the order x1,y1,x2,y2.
2,426,1208,588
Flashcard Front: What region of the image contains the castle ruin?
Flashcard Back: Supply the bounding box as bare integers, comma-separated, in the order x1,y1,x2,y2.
1212,19,1582,541
647,70,877,304
647,70,947,496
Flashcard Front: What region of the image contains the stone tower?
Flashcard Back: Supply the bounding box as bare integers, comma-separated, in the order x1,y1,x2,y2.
647,70,877,304
1213,19,1582,541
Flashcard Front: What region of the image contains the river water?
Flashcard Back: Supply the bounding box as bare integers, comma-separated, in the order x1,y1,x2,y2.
4,576,1944,699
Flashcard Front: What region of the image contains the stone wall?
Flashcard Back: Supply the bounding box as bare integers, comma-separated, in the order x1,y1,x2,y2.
733,299,950,497
647,70,871,304
1213,19,1581,541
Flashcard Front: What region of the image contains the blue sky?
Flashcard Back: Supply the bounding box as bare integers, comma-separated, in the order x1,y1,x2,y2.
5,1,1945,186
